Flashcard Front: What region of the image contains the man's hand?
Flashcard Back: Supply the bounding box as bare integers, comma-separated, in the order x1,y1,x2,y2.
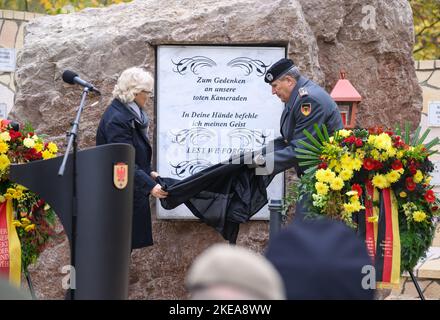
150,171,159,180
151,184,168,198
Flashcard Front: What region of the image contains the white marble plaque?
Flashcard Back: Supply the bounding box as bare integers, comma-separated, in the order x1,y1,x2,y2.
156,45,285,219
428,101,440,127
432,161,440,186
0,49,15,72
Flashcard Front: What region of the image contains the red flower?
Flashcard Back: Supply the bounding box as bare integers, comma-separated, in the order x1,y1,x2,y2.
318,162,328,169
352,184,363,197
432,206,438,212
424,190,436,203
391,159,403,170
405,177,416,191
363,158,376,171
9,129,22,141
385,130,394,136
355,138,363,147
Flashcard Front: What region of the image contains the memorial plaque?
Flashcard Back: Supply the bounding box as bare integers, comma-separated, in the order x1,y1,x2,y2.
431,161,440,186
0,49,15,72
428,101,440,127
156,45,285,219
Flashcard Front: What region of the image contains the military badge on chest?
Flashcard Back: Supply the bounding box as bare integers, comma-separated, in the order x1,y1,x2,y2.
300,103,312,116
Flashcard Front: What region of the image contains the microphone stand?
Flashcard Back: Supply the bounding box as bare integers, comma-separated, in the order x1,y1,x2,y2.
58,87,90,300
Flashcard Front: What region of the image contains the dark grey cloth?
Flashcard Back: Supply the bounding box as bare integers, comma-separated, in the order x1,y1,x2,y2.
96,98,156,249
159,154,274,243
265,218,375,300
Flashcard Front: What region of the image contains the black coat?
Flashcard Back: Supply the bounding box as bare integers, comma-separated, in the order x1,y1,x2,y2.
96,98,156,249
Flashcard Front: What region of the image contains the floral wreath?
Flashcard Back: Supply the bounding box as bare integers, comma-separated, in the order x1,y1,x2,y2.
0,119,58,279
290,124,439,278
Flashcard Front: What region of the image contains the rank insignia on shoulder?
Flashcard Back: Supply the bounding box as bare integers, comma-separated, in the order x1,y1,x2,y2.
300,103,312,116
298,87,308,97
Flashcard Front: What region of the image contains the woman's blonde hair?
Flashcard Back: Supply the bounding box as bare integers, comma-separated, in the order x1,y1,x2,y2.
113,67,154,103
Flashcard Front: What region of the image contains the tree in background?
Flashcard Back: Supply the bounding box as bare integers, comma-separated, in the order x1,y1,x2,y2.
410,0,440,60
0,0,132,14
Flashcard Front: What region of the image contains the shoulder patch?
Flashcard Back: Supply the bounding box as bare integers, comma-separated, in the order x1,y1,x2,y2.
298,87,308,97
300,103,312,116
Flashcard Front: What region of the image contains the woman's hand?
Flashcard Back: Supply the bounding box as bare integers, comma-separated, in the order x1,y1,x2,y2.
150,184,168,198
150,171,160,180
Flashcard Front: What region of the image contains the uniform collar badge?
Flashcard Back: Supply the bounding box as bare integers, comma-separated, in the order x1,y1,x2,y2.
299,87,308,97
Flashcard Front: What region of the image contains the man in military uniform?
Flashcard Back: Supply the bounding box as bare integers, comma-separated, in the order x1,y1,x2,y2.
262,58,343,176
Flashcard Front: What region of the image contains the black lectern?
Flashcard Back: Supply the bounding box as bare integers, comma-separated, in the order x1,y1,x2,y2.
9,143,135,299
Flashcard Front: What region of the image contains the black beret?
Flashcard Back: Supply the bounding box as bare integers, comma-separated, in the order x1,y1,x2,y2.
265,218,375,300
264,58,295,83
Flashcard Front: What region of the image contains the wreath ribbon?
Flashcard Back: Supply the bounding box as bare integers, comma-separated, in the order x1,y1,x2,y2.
0,200,21,287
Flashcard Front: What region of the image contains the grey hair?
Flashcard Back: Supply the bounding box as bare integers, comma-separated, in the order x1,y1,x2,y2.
280,66,301,81
113,67,154,103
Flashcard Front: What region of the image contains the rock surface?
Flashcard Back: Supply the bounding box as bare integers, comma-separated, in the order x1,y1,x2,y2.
12,0,421,299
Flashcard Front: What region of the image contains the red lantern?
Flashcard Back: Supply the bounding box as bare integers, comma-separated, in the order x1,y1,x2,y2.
330,70,362,129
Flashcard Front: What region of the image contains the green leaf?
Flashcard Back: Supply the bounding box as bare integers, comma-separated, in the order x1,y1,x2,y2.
299,159,321,167
297,140,321,153
404,122,411,144
322,124,330,141
417,128,431,145
411,126,421,146
295,147,320,156
304,166,318,175
424,137,440,150
302,129,323,150
395,123,401,136
296,154,321,160
313,124,327,143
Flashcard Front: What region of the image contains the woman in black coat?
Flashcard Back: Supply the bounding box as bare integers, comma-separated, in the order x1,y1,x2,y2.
96,67,168,249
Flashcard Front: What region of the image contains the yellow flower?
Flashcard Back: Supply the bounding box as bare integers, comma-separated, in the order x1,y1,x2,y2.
0,142,9,154
0,154,10,172
386,170,401,184
316,169,336,183
396,151,404,159
412,211,427,222
0,131,11,142
370,149,380,160
372,174,390,189
399,191,407,198
339,169,353,181
315,182,329,195
42,150,55,160
20,217,31,225
346,190,358,196
367,215,379,223
330,177,344,191
338,129,352,138
352,157,363,171
343,202,356,214
424,175,432,184
23,137,36,148
12,189,23,200
34,143,44,152
414,170,423,183
0,195,5,203
12,220,22,227
24,224,36,232
47,142,58,154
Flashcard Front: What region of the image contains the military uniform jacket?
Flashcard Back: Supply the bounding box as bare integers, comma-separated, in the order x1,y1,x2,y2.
96,98,156,249
265,76,343,176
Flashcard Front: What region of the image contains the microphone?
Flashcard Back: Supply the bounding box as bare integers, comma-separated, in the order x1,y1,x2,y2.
62,70,101,95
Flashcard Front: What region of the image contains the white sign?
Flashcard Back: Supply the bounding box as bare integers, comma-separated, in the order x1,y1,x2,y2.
0,49,16,72
428,101,440,127
156,45,285,220
0,103,7,119
432,161,440,186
